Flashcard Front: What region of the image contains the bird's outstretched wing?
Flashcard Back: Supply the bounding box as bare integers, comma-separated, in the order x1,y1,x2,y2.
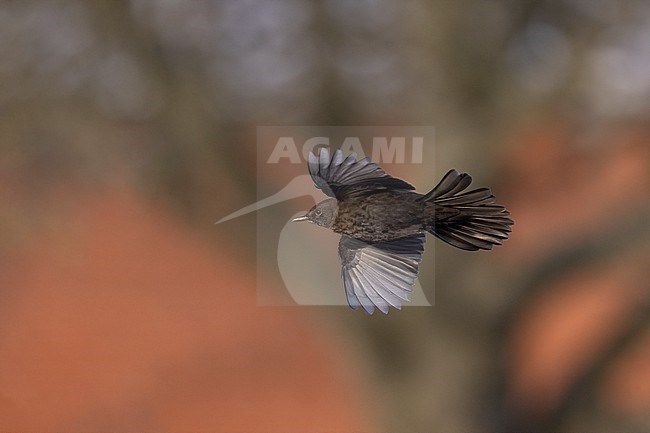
308,148,415,200
338,234,425,314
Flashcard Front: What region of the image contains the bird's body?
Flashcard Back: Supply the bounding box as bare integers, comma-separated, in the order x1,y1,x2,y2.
293,148,513,314
333,192,426,242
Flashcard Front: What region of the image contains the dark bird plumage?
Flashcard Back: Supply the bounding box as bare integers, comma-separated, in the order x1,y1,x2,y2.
293,148,513,314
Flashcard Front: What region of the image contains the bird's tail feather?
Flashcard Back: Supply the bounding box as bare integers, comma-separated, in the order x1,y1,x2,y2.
418,169,513,251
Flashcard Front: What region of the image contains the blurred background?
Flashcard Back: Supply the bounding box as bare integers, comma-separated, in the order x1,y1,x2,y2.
1,0,649,431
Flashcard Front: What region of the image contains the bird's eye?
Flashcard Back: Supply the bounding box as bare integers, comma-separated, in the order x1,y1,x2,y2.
315,209,322,216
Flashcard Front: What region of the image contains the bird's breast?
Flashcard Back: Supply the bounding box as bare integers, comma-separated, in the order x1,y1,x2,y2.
332,193,425,242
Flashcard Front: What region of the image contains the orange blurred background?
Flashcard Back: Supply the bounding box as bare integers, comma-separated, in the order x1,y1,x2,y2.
1,1,649,431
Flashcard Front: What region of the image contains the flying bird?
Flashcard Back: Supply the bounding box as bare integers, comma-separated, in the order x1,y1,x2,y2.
293,148,513,314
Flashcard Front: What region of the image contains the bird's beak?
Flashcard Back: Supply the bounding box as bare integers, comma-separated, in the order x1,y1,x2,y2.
291,215,309,222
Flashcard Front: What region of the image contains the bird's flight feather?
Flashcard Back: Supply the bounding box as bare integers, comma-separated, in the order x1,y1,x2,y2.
308,148,414,200
338,234,425,314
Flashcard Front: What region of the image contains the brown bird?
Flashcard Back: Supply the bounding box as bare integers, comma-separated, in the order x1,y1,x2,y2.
292,148,513,314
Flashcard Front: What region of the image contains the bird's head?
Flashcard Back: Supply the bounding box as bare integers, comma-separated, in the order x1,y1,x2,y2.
292,198,338,228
